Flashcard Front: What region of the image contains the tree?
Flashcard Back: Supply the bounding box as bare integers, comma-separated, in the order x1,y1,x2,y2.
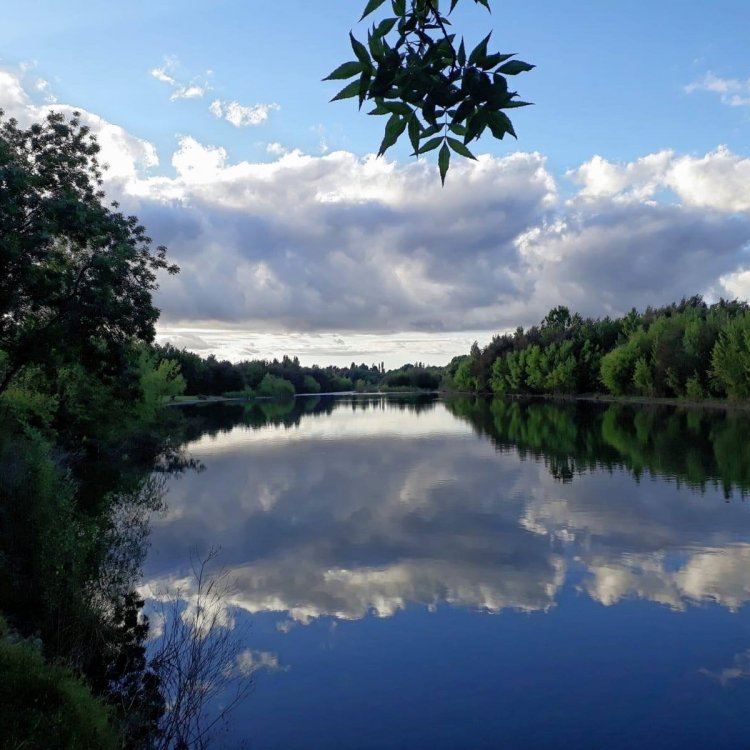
327,0,534,183
0,110,178,395
712,311,750,400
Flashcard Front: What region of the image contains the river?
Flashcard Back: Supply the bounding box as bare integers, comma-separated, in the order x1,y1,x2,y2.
143,394,750,749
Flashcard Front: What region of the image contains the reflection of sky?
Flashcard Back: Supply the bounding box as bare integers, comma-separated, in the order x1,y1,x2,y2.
144,397,750,749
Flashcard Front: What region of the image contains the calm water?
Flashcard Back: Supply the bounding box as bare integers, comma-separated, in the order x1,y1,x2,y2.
144,396,750,749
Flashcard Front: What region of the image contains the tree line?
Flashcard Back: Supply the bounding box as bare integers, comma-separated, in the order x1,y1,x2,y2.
153,344,444,397
445,297,750,401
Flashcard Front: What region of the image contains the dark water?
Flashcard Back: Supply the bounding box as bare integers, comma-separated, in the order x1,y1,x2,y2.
144,396,750,749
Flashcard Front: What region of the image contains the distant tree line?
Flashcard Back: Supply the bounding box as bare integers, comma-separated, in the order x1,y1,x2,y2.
445,297,750,401
153,345,444,397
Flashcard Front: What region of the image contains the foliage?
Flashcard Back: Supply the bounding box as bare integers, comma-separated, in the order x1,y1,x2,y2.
712,310,750,400
303,374,322,393
381,363,442,389
136,347,186,422
327,0,533,183
455,296,750,401
600,333,646,396
0,416,169,746
0,110,178,395
257,372,296,398
0,622,118,750
153,344,441,397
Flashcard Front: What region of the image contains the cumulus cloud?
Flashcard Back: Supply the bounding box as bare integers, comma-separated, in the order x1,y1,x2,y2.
3,67,750,344
685,72,750,107
0,67,158,184
132,139,750,332
150,55,212,101
209,98,279,127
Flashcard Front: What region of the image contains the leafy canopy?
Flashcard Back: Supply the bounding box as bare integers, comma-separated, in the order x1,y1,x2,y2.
0,110,178,394
326,0,534,183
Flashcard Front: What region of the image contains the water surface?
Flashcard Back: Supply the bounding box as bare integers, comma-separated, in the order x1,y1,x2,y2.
145,396,750,749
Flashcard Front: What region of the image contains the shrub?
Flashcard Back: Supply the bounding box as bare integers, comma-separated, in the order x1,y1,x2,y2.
0,625,118,749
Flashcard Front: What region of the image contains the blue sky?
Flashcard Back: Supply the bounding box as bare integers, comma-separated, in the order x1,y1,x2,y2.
2,1,750,365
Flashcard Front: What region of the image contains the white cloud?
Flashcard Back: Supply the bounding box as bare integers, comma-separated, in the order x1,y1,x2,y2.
233,649,286,676
126,141,750,333
266,142,288,156
701,649,750,686
150,55,212,101
569,148,750,211
685,72,750,107
719,267,750,300
0,67,158,184
584,546,750,612
209,98,279,127
3,67,750,348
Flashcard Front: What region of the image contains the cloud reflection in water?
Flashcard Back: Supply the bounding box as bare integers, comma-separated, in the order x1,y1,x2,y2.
143,397,750,627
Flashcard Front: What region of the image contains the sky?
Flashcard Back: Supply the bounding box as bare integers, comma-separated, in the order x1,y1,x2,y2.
2,1,750,367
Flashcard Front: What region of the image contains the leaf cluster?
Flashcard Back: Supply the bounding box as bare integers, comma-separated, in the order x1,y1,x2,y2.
325,0,534,183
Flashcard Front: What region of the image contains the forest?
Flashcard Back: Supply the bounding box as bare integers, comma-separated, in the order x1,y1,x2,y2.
444,297,750,401
153,344,444,397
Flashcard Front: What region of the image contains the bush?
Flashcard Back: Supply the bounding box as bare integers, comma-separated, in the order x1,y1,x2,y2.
0,625,118,749
257,373,295,398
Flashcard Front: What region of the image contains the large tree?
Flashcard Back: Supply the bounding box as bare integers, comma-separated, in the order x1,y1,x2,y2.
0,110,178,394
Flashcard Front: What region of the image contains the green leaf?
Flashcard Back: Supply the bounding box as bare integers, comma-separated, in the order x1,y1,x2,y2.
323,61,363,81
367,102,391,115
407,114,420,154
464,109,488,142
382,101,413,116
487,75,509,107
452,98,474,124
480,52,513,70
330,80,361,102
350,33,372,70
498,60,535,75
457,39,466,67
358,71,371,108
487,110,516,139
503,99,533,109
418,136,443,154
368,29,385,58
468,32,491,66
378,113,407,155
438,142,451,185
375,17,398,37
391,0,406,16
420,123,441,138
360,0,388,21
447,137,477,159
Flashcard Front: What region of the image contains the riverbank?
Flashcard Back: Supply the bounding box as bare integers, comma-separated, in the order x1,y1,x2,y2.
440,389,750,413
